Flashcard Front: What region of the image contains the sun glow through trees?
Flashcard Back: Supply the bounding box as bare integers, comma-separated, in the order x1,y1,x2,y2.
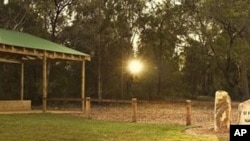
128,59,143,75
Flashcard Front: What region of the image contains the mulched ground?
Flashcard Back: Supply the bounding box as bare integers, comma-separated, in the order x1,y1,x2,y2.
28,99,239,138
76,100,239,138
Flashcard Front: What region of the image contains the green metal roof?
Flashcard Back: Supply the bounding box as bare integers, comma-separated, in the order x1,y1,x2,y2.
0,28,90,59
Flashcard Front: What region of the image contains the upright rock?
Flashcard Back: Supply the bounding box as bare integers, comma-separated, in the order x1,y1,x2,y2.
238,99,250,125
214,90,231,132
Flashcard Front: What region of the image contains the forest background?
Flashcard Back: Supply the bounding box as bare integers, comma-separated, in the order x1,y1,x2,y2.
1,0,250,105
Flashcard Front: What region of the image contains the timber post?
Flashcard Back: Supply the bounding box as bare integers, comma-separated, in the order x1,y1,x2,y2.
186,100,191,126
132,98,137,122
81,61,86,112
42,56,47,113
86,97,91,119
20,63,24,100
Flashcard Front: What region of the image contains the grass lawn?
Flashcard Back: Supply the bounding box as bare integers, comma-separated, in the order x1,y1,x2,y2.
0,113,228,141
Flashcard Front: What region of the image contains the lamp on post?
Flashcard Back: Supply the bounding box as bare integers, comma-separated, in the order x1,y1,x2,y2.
127,59,143,97
128,59,143,75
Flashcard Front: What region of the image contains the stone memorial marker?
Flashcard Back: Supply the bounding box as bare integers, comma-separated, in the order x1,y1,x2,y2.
238,99,250,125
214,90,231,132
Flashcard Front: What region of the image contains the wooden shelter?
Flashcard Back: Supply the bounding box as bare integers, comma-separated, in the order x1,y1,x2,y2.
0,28,90,112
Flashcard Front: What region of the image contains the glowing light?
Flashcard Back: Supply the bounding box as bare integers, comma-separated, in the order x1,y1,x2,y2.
128,59,143,74
4,0,8,5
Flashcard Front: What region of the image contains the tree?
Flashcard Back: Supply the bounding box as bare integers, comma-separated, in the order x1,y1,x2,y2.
182,0,250,100
60,0,146,99
202,0,250,100
181,0,222,97
32,0,74,41
137,1,186,97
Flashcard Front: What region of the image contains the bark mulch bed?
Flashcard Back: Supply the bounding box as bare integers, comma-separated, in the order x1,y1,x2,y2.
78,100,239,138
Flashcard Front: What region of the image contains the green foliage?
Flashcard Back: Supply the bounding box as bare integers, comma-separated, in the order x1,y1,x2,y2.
137,1,188,98
2,0,250,102
178,0,250,99
48,62,82,99
0,63,20,100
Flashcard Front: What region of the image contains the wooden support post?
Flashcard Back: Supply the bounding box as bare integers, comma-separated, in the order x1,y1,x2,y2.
186,100,191,126
81,61,86,112
42,56,47,113
132,98,137,122
86,97,91,119
20,63,24,100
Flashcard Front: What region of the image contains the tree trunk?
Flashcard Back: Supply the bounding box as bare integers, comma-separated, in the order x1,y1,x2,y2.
156,62,162,96
239,59,250,100
97,0,102,100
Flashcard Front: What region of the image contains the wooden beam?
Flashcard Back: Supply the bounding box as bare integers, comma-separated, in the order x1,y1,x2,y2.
0,58,21,63
0,45,87,61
